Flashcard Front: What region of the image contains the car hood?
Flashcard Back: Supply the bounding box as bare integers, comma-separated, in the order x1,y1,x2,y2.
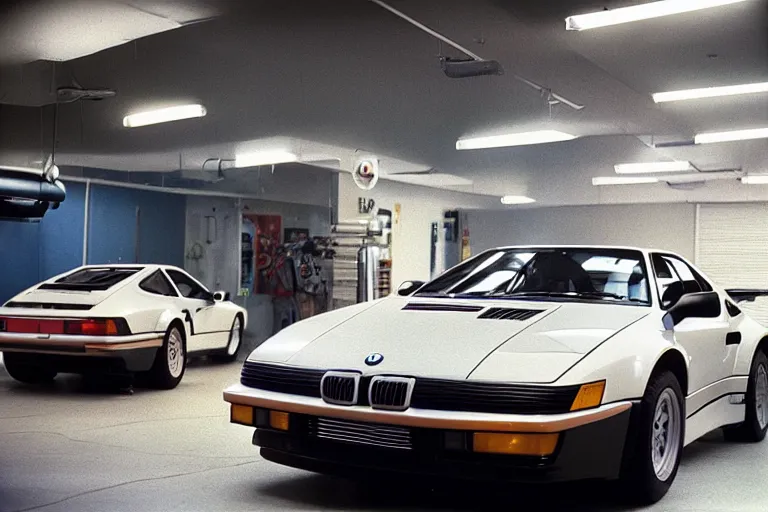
253,297,651,382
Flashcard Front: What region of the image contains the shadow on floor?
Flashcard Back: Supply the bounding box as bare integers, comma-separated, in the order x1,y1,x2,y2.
253,473,652,512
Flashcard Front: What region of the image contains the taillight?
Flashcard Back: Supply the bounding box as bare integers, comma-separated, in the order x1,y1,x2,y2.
64,319,130,336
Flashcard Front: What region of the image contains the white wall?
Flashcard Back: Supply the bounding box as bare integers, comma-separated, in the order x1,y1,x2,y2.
337,174,498,288
467,203,696,260
185,194,332,351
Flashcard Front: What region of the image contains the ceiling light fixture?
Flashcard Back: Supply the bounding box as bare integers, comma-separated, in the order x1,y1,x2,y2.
653,82,768,103
123,104,206,128
456,130,577,150
500,195,536,205
565,0,749,31
592,177,659,186
741,175,768,185
694,127,768,144
234,151,298,168
614,161,694,174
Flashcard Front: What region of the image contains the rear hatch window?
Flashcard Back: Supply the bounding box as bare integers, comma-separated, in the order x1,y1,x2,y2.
38,267,142,292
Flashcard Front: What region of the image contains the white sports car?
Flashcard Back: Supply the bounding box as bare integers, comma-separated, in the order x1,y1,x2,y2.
0,264,246,389
224,245,768,503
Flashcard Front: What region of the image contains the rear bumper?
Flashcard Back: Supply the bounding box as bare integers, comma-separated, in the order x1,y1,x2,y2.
224,385,637,483
0,333,162,372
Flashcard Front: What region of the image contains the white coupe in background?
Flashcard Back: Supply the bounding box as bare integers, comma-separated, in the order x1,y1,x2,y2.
225,246,768,504
0,264,246,389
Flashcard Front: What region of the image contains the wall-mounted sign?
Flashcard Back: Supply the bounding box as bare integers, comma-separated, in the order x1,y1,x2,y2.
358,197,376,214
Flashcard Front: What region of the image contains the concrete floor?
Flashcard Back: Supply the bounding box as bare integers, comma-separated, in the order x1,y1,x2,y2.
1,358,768,512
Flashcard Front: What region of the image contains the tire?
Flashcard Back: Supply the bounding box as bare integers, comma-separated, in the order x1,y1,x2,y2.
2,352,57,384
146,324,186,390
620,371,685,504
214,316,243,363
724,350,768,442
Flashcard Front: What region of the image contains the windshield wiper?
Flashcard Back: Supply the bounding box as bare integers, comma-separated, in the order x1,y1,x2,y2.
504,290,645,302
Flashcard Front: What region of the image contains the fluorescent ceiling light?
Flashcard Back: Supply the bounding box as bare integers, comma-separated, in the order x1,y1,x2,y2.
614,161,693,174
653,82,768,103
235,151,298,168
592,176,659,186
456,130,576,150
742,175,768,185
694,127,768,144
500,195,536,205
123,104,206,128
565,0,749,31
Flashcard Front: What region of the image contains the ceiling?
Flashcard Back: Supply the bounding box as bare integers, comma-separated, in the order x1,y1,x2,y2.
0,0,766,206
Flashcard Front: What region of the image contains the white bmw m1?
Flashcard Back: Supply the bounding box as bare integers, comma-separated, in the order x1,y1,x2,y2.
224,246,768,503
0,264,246,389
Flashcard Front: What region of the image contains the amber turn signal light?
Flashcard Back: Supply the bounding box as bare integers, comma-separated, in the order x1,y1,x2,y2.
473,432,559,456
269,411,290,431
230,404,254,426
570,380,606,411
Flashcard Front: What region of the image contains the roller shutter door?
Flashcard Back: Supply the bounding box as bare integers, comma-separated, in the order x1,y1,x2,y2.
696,203,768,325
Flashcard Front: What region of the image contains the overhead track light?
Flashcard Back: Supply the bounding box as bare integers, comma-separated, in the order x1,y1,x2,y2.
653,82,768,103
741,175,768,185
457,130,577,150
694,127,768,144
592,177,659,186
369,0,583,110
565,0,749,31
614,161,694,174
234,151,298,168
123,104,206,128
500,195,536,205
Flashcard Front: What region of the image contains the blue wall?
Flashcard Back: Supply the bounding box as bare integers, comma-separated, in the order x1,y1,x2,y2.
87,185,185,266
0,182,86,304
0,181,186,304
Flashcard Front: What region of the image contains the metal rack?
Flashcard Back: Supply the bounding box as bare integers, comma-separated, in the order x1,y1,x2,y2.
330,220,385,310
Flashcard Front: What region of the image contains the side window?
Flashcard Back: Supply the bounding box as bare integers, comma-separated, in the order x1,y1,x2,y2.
139,270,177,297
652,254,713,309
166,270,208,300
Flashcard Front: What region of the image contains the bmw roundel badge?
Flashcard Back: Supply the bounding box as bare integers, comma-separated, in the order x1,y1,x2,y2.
365,353,384,366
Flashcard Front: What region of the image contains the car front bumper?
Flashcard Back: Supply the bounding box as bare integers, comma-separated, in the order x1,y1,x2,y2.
0,332,163,372
224,384,637,483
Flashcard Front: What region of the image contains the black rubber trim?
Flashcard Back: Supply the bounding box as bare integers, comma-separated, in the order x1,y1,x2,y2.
4,302,94,311
402,303,483,312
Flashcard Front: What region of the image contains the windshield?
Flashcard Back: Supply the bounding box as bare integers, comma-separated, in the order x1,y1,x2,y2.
416,248,650,305
38,267,142,292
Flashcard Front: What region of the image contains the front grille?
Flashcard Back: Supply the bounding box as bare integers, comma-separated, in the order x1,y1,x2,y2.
310,417,413,450
320,372,359,405
369,376,414,411
478,307,543,321
411,378,580,415
240,361,324,397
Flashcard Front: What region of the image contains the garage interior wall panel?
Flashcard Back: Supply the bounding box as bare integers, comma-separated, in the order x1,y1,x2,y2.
87,184,185,267
466,204,696,260
0,182,86,304
696,203,768,325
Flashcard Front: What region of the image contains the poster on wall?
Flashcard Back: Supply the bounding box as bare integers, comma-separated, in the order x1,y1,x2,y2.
239,218,256,296
242,213,283,294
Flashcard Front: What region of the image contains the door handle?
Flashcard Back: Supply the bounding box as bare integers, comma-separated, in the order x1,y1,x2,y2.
726,332,742,345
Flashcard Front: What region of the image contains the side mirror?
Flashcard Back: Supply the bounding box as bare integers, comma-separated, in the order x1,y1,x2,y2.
662,291,721,329
397,280,425,297
661,281,685,309
213,291,231,302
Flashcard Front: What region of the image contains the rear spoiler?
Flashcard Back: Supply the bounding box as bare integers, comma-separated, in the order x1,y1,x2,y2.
726,289,768,303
